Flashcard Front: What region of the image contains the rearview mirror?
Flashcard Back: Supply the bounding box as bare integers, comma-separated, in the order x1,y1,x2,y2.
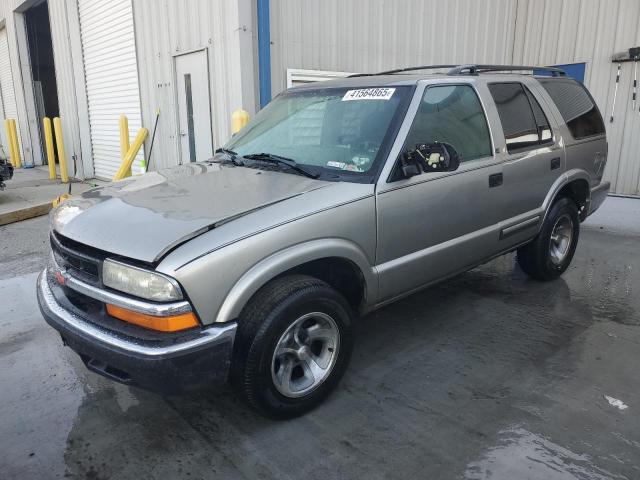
400,142,461,177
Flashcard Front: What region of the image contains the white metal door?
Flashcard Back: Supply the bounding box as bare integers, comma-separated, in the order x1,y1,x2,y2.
175,50,212,163
78,0,143,179
0,27,21,158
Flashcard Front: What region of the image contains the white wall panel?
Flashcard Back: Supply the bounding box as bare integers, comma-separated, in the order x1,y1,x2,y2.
270,0,519,96
0,26,20,155
132,0,257,171
514,0,640,195
271,0,640,195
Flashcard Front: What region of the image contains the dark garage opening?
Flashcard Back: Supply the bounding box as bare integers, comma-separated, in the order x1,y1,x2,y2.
25,0,59,164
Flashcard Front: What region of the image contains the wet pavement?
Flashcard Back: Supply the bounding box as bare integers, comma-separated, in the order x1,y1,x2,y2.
1,204,639,479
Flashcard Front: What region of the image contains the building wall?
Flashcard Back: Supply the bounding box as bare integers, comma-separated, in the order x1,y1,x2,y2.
270,0,640,196
132,0,257,171
0,0,90,179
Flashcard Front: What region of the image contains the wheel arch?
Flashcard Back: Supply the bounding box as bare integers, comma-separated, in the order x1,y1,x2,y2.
214,238,377,324
543,170,592,223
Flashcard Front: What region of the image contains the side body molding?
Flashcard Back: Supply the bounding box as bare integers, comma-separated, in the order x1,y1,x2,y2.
214,238,378,324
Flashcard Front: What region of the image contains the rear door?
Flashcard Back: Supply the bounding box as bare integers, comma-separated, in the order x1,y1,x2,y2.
487,81,564,244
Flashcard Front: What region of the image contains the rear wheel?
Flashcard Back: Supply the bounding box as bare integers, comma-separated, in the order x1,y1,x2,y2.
517,197,580,281
231,275,354,418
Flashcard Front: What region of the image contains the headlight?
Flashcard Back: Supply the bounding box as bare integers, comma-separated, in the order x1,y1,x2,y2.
102,259,183,302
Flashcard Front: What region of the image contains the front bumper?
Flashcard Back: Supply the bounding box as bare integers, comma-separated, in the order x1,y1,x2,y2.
37,270,237,394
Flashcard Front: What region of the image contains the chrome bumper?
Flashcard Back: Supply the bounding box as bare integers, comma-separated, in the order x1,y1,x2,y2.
38,270,237,392
37,269,236,357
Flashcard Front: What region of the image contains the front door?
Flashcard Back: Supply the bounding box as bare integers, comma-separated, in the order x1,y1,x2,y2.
175,50,213,163
376,83,504,302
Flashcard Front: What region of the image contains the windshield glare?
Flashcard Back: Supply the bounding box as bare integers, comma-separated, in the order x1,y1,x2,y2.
225,86,410,178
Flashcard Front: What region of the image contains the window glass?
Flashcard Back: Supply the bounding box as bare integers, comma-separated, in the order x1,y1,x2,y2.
537,78,605,139
488,83,541,152
226,87,411,178
403,85,492,162
524,87,552,142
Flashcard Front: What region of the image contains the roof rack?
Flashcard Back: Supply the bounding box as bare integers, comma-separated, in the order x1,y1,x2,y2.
448,64,566,77
349,64,566,78
348,65,457,77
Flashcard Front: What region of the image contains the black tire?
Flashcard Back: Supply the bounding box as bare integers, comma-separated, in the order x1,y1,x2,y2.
517,197,580,281
230,275,354,419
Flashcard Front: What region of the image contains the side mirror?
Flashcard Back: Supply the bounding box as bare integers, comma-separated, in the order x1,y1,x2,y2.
402,142,461,175
401,160,422,178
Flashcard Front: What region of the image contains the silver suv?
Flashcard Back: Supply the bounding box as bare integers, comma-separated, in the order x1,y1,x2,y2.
38,64,609,418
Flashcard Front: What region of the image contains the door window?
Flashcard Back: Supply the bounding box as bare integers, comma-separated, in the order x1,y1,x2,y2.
402,85,492,163
488,82,552,152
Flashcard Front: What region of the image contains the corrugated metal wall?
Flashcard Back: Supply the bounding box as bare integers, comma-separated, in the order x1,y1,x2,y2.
512,0,640,195
270,0,640,195
270,0,519,93
48,0,92,179
0,0,90,178
132,0,257,171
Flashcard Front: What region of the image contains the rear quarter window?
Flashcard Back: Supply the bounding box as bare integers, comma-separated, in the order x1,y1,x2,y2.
537,78,605,140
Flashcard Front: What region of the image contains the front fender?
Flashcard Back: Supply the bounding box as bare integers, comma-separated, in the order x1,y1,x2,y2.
214,238,377,324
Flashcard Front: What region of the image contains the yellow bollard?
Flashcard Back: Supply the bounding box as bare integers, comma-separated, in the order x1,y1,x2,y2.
119,114,131,177
53,117,69,183
113,128,148,181
5,119,21,168
4,119,16,167
10,120,22,168
43,117,56,180
231,109,250,134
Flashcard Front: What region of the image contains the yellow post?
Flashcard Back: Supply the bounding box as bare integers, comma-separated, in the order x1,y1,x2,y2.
43,117,56,180
6,119,22,168
231,109,250,134
53,117,69,183
4,119,16,167
113,128,148,181
119,114,131,177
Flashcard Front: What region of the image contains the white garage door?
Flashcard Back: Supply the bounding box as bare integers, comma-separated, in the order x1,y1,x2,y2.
0,27,22,158
78,0,143,179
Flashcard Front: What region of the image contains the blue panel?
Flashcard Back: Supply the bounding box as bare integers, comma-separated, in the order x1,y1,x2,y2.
534,63,586,83
257,0,272,108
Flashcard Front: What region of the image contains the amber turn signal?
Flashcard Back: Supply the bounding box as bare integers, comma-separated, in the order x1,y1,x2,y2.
106,304,198,332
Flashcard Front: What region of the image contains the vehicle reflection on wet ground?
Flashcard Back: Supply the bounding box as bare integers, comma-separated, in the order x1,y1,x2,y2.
1,213,639,479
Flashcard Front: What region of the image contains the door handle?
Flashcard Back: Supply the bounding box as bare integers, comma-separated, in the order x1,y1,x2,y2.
550,157,561,170
489,173,503,188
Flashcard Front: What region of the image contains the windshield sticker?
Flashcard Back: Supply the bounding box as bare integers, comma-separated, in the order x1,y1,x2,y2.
327,161,346,169
342,88,396,101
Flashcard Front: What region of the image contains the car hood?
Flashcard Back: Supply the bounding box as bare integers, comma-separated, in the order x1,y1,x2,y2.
52,163,333,263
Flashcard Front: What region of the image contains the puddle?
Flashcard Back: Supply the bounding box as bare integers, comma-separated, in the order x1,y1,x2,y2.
465,427,625,480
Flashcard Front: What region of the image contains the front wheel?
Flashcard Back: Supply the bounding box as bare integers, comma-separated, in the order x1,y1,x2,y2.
231,275,354,418
517,197,580,281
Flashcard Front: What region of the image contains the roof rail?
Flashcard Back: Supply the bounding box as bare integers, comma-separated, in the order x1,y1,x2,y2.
348,65,458,77
447,64,566,77
348,64,566,78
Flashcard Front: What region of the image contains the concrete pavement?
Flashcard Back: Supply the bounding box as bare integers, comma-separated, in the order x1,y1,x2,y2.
0,197,639,479
0,167,104,226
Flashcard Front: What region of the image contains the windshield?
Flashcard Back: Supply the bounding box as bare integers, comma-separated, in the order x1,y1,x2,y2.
225,86,412,181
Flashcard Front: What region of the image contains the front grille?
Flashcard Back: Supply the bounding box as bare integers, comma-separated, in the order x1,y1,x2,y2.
51,233,102,285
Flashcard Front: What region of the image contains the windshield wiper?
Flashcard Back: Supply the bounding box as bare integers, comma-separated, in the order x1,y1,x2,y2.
213,148,244,166
243,153,319,179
